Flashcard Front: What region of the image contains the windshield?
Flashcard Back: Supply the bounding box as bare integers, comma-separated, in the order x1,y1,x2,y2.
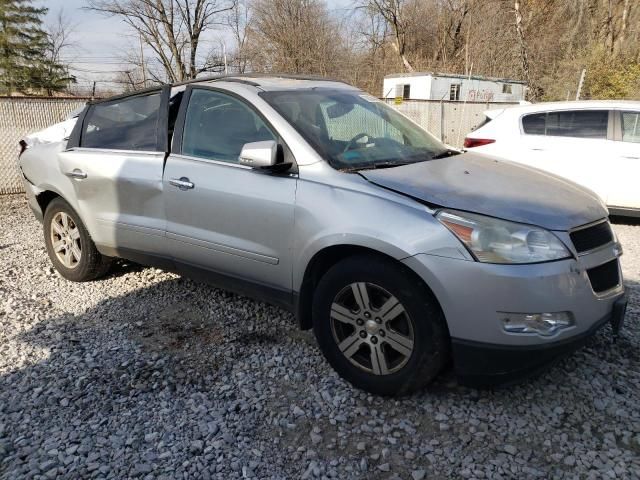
260,89,451,170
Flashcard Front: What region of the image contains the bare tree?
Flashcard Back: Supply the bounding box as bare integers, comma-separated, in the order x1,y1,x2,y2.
247,0,343,75
512,0,531,92
362,0,414,72
46,10,77,68
86,0,237,82
41,9,78,95
227,0,251,73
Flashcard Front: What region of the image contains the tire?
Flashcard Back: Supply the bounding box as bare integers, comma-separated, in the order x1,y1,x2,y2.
312,254,449,396
43,197,112,282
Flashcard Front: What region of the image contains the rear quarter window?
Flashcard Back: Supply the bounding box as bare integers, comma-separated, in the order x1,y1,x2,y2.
521,113,546,135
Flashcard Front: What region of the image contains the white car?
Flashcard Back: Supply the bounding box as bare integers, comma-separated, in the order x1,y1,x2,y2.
464,101,640,217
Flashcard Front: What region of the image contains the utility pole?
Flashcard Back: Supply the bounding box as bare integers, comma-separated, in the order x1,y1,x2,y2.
91,81,96,101
575,69,586,101
222,42,228,74
139,34,147,88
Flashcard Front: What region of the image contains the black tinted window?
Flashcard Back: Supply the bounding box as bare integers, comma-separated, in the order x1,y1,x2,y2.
521,113,546,135
81,93,161,150
182,89,275,163
621,111,640,143
546,110,608,138
522,110,608,138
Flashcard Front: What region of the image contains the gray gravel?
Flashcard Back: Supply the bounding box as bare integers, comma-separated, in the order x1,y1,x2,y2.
1,193,639,479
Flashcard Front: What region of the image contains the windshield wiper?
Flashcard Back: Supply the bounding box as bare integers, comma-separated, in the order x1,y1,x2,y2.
340,160,410,172
430,149,461,159
368,161,411,169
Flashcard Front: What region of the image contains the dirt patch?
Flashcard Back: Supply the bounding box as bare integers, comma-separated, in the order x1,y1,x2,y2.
131,302,225,353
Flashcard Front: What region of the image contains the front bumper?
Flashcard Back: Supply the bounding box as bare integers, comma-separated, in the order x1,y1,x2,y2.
452,294,627,386
402,245,626,386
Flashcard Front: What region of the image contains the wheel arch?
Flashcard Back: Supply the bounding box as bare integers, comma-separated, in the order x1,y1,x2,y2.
34,189,101,251
35,189,63,216
295,244,446,332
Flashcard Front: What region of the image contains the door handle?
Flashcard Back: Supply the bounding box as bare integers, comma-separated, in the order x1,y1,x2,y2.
169,177,194,190
622,155,639,160
65,169,87,179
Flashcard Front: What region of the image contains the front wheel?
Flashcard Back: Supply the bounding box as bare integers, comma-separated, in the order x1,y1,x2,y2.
312,255,450,396
43,197,111,282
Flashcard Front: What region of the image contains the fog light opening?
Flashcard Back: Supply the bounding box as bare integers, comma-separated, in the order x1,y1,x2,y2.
501,312,574,337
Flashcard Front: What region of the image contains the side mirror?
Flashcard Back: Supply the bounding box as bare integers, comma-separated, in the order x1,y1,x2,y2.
238,140,278,168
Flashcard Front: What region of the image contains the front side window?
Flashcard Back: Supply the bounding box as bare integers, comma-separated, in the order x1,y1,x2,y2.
260,89,450,170
522,110,608,139
621,111,640,143
182,89,275,163
403,84,411,99
81,93,161,150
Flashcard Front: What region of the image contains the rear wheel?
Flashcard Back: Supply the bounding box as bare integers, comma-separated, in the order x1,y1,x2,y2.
312,255,449,396
43,198,111,282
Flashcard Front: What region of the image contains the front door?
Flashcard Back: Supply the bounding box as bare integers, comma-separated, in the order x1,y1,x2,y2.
607,110,640,210
163,86,297,296
59,88,170,255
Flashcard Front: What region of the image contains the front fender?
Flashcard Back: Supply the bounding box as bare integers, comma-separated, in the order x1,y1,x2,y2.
293,232,411,291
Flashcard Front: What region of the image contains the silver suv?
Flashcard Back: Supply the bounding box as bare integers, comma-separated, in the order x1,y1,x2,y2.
19,75,627,395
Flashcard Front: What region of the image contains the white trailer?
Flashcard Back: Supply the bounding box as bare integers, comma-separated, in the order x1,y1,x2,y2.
383,72,526,103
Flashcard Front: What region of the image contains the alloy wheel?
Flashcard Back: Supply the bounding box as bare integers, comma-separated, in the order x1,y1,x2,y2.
330,282,415,375
50,211,82,269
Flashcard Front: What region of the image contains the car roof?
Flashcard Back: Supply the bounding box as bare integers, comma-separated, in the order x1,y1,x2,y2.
488,99,640,116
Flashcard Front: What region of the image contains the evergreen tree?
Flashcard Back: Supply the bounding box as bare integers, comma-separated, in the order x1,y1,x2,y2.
0,0,73,95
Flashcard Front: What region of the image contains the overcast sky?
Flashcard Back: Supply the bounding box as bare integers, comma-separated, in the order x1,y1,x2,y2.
40,0,353,94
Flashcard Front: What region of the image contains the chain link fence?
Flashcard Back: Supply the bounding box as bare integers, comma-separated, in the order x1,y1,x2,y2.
0,97,516,195
382,99,516,146
0,97,89,195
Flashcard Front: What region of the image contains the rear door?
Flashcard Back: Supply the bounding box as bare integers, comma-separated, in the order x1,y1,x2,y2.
60,87,170,255
607,110,640,210
163,86,297,297
518,109,612,201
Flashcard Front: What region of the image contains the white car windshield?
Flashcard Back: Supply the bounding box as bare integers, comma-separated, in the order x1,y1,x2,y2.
260,89,454,170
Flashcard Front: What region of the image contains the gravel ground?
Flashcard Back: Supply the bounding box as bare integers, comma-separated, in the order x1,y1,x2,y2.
0,193,638,480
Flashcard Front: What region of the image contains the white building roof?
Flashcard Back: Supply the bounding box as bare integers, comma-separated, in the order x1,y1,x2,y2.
384,72,527,85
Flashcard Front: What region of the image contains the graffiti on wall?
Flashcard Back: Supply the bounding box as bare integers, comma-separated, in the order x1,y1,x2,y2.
467,89,495,102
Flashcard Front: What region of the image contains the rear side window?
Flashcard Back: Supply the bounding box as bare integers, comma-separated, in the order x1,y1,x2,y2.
621,111,640,143
81,93,161,151
522,110,608,139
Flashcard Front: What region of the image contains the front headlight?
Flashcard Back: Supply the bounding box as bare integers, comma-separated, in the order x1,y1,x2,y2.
436,209,571,264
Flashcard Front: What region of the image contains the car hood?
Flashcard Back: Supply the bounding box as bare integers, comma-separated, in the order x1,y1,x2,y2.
359,153,608,231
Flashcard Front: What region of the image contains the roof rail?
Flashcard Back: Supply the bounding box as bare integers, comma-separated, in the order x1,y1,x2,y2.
173,74,260,87
86,73,350,105
173,73,348,87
